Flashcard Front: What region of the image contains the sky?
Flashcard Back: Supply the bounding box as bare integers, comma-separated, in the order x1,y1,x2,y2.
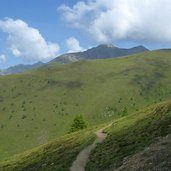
1,0,171,68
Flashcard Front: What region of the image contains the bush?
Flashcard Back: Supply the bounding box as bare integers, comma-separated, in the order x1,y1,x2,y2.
21,115,27,119
122,106,128,116
69,115,87,133
0,124,4,129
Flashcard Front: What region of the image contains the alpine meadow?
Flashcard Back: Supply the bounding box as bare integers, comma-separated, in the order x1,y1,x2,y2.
1,0,171,171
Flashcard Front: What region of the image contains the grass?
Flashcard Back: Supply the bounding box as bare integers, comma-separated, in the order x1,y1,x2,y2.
114,133,171,171
0,128,95,171
86,100,171,171
1,50,171,161
2,101,171,171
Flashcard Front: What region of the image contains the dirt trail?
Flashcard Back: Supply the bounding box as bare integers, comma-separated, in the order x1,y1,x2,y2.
70,124,112,171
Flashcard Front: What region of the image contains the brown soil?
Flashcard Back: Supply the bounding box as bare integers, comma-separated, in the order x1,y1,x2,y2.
70,124,112,171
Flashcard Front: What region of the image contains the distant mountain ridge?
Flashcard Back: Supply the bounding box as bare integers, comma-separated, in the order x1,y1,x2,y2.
0,44,149,75
51,44,149,64
0,62,44,75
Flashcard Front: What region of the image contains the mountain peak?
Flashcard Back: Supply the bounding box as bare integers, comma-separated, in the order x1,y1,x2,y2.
132,45,149,50
97,44,117,48
52,44,149,64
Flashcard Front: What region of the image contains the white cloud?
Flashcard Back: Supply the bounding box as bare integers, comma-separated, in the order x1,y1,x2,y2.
58,0,171,44
0,18,60,62
66,37,85,53
0,54,6,64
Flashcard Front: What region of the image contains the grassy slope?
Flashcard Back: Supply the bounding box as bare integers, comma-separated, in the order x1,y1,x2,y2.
1,50,171,161
1,101,171,171
0,128,95,171
86,101,171,171
115,133,171,171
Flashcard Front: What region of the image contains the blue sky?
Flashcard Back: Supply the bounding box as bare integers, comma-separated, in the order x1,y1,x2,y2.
0,0,171,68
0,0,82,68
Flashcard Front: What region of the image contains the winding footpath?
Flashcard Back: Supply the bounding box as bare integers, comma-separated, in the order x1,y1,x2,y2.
70,124,112,171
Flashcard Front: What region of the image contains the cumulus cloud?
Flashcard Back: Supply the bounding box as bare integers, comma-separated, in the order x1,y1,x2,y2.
0,54,6,64
0,18,60,62
66,37,85,53
58,0,171,44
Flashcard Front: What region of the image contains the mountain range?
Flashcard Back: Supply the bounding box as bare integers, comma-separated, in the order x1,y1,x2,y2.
51,44,149,64
0,44,149,75
0,62,44,75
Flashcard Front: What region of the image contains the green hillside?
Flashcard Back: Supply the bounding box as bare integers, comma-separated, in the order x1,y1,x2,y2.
0,50,171,161
0,128,95,171
1,101,171,171
86,100,171,171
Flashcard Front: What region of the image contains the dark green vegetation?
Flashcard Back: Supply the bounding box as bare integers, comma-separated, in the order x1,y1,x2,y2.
115,133,171,171
0,129,95,171
1,50,171,162
86,101,171,171
69,115,87,133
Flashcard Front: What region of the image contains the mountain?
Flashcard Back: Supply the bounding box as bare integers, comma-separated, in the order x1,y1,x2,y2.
1,101,171,171
0,62,44,75
0,45,149,75
0,49,171,163
51,44,149,64
86,101,171,171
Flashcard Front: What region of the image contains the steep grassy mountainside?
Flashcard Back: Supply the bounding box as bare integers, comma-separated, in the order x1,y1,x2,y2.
52,44,149,64
1,101,171,171
86,101,171,171
0,50,171,161
115,134,171,171
0,128,95,171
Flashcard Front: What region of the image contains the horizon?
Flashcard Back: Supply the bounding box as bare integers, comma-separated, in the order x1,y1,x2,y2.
1,43,150,69
1,0,171,68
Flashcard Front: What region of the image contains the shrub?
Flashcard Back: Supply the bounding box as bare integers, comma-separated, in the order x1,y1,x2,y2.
63,101,67,105
2,107,6,111
21,115,27,119
9,115,13,120
0,124,4,129
122,106,128,116
69,115,87,133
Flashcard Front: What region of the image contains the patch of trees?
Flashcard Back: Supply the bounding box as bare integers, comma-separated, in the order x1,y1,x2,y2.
122,107,128,116
69,115,87,133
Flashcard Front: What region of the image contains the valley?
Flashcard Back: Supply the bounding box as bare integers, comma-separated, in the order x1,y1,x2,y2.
1,1,171,170
0,49,171,170
0,50,171,163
